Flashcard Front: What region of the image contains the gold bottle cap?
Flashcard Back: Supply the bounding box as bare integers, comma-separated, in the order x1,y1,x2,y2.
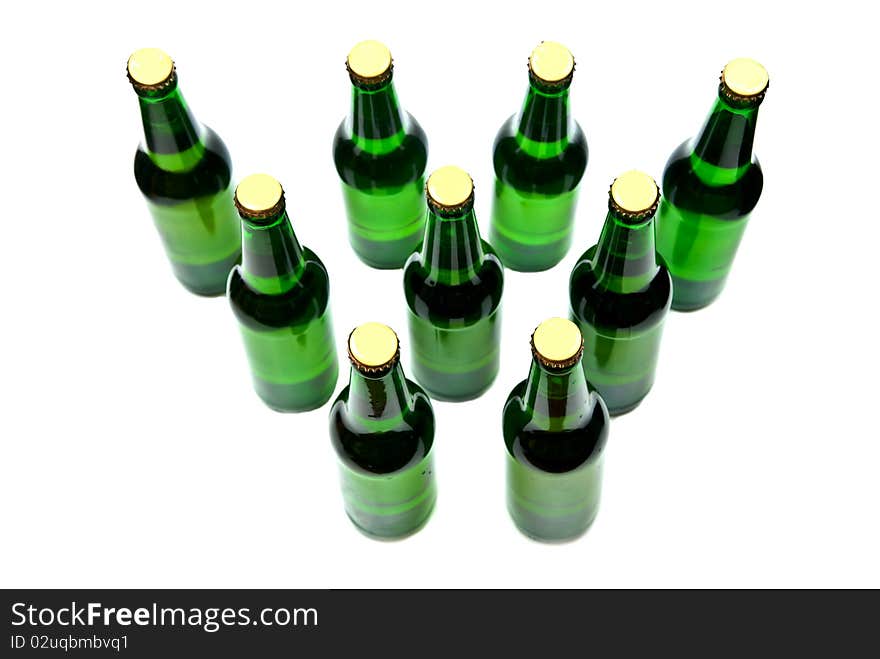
426,166,475,215
348,323,400,374
127,48,175,92
720,58,769,106
531,317,584,370
609,170,660,222
346,40,393,87
528,41,575,88
234,174,285,220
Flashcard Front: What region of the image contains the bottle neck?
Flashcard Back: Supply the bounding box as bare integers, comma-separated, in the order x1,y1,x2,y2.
690,93,760,186
590,211,660,294
348,79,406,154
522,358,591,431
515,83,571,159
137,83,205,172
240,210,306,295
347,364,413,428
419,206,485,285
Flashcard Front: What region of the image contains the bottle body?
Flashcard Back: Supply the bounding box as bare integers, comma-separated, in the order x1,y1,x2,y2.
405,305,501,402
503,358,609,542
489,91,588,272
330,364,436,539
570,244,671,415
506,448,603,542
229,261,337,412
333,83,428,269
404,246,503,401
228,201,338,413
655,140,762,310
133,88,241,296
335,446,436,539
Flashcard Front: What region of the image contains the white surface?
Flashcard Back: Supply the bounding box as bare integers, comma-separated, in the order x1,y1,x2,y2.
1,0,878,588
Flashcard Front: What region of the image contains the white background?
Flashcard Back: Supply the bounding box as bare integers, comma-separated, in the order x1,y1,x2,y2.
1,0,878,588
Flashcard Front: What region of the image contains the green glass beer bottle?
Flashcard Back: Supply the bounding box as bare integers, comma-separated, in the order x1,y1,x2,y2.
503,318,609,542
569,170,672,416
655,58,769,310
489,41,588,272
330,323,437,539
404,166,504,401
128,48,241,295
227,174,338,412
333,40,429,269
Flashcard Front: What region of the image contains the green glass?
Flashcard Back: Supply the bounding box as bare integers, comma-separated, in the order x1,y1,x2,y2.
228,206,338,412
569,204,672,415
489,74,588,272
655,88,765,310
332,70,428,269
503,348,609,542
403,197,504,401
330,357,436,539
132,74,241,296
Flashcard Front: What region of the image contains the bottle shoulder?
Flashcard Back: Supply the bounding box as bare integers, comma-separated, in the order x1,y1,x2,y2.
134,125,232,202
493,113,587,145
332,112,428,188
662,139,763,219
228,250,330,330
403,252,504,322
569,251,672,331
492,114,588,194
329,388,435,475
502,381,609,473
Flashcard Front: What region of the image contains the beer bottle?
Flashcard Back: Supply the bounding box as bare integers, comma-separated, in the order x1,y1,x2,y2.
569,171,672,415
228,174,338,412
333,40,429,269
128,48,241,295
655,58,769,310
404,166,504,401
489,41,588,272
503,318,609,542
330,323,437,539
